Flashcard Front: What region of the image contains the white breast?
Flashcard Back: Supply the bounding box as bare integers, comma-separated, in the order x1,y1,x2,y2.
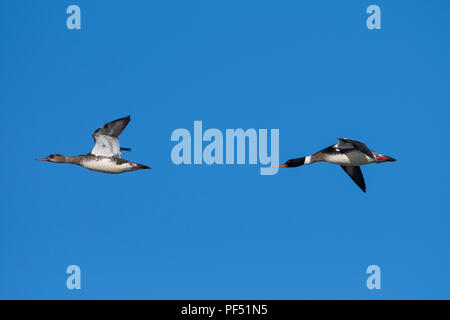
324,150,374,166
81,158,132,174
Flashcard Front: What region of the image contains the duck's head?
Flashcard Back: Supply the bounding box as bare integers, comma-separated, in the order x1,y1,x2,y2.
35,154,67,163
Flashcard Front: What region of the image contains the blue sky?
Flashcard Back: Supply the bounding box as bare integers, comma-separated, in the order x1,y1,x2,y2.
1,0,449,299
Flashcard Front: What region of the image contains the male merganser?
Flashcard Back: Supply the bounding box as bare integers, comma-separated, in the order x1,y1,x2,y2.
277,138,396,192
36,116,150,174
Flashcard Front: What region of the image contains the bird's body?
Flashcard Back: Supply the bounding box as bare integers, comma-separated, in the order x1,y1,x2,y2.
78,154,145,174
80,156,129,174
36,116,150,174
323,151,373,166
278,138,396,192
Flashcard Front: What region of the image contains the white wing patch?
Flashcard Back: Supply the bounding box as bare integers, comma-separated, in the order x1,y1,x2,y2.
90,116,131,158
91,135,121,158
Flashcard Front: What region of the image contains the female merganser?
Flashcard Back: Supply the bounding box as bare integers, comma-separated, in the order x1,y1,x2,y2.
36,116,150,174
277,138,396,192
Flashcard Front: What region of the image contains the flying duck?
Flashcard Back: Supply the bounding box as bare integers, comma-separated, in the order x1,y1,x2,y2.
36,116,150,174
276,138,396,192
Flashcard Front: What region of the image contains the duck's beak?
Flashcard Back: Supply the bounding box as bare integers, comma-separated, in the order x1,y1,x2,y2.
35,157,49,161
132,163,151,169
273,163,288,168
376,155,396,162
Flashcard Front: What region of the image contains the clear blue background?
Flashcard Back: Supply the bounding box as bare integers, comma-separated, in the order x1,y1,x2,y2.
1,0,449,299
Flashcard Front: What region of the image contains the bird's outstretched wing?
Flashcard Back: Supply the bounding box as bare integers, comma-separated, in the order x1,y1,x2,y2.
91,116,131,158
337,138,374,159
340,165,366,192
